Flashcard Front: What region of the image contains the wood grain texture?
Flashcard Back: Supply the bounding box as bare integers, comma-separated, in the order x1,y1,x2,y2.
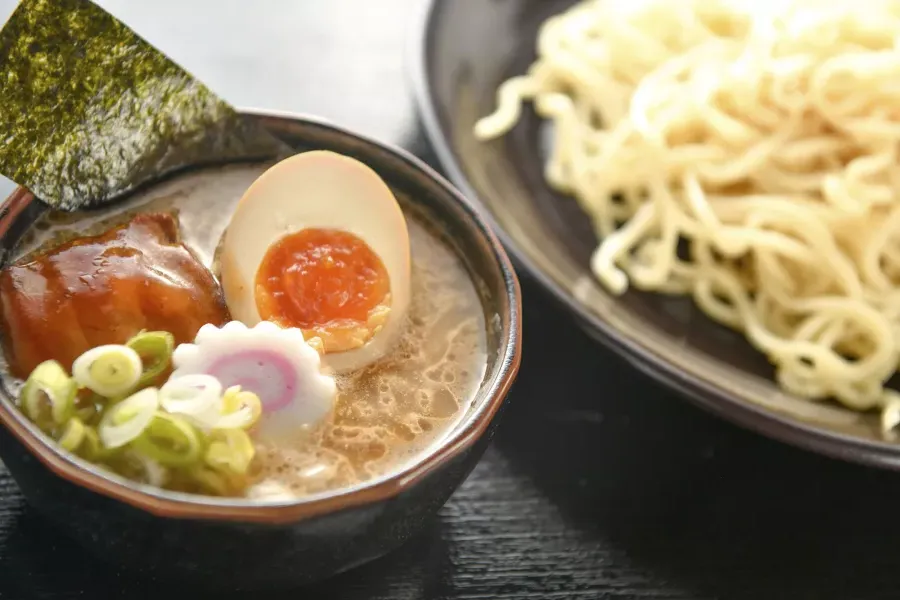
1,1,900,599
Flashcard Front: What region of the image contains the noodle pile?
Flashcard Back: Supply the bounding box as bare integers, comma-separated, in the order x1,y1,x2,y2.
475,0,900,428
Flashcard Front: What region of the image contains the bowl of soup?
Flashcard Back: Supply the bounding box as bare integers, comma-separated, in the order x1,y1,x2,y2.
0,110,521,588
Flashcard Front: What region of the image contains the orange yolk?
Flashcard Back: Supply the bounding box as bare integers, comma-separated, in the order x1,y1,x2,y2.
255,228,391,352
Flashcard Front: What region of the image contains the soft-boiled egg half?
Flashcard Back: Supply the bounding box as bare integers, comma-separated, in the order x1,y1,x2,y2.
219,150,411,373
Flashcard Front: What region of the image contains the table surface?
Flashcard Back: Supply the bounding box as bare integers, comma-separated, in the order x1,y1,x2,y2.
1,1,900,599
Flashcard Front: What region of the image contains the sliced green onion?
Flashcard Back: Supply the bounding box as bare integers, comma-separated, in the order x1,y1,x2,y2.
21,360,77,429
204,428,255,475
78,426,106,461
126,331,175,386
159,374,222,416
98,387,159,449
75,405,97,424
221,386,242,412
189,464,242,496
57,417,86,452
134,453,167,487
114,450,168,487
214,387,262,430
190,465,228,495
131,412,204,467
72,345,142,397
74,391,103,424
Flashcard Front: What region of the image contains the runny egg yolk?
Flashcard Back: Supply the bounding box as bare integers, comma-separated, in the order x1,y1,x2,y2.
254,228,392,354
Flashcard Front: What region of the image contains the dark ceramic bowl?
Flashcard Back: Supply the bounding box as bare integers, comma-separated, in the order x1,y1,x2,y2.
410,0,900,469
0,109,522,588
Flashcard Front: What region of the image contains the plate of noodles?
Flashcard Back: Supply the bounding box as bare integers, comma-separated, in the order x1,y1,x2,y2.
413,0,900,467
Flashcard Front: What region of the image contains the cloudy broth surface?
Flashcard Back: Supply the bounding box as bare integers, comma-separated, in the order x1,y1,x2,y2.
2,164,488,501
247,218,487,500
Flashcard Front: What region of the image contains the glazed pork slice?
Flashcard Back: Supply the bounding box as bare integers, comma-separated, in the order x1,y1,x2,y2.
0,212,229,378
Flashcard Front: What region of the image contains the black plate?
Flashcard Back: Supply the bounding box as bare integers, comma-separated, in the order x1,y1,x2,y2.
410,0,900,469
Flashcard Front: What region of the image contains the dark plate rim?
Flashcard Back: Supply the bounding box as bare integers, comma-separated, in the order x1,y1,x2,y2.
0,107,524,522
407,0,900,470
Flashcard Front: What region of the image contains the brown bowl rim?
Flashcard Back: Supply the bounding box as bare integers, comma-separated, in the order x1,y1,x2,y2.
0,108,523,524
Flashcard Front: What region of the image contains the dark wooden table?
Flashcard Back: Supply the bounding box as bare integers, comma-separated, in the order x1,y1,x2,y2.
1,1,900,598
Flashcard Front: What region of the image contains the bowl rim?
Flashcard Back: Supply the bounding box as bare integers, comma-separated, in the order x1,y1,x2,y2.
408,0,900,470
0,107,523,523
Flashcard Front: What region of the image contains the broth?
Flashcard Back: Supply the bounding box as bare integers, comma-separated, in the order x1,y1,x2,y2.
248,219,487,499
1,163,488,500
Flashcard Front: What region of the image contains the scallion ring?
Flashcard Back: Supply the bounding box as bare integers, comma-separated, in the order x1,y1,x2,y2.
98,387,159,449
215,387,262,429
78,426,105,461
121,450,168,487
21,360,77,429
74,391,103,424
72,345,142,398
204,428,255,475
132,412,204,467
75,404,98,424
57,417,86,452
189,464,236,496
178,397,226,430
159,374,222,416
126,331,175,386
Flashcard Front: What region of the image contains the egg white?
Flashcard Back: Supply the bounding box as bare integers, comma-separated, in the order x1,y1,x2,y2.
219,150,411,373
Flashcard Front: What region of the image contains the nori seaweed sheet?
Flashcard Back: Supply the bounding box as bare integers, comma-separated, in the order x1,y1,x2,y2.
0,0,292,210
